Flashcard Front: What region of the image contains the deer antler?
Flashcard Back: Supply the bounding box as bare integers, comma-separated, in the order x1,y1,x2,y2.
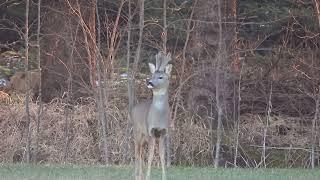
155,52,171,71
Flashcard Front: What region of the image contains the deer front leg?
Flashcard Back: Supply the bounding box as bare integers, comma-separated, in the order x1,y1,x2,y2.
159,136,167,180
135,138,145,180
146,138,155,180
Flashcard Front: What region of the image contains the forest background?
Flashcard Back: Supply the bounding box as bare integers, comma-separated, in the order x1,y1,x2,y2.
0,0,319,168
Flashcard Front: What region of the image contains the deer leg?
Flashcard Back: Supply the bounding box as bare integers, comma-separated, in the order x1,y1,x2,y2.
139,141,144,180
146,138,155,180
135,140,140,180
159,136,167,180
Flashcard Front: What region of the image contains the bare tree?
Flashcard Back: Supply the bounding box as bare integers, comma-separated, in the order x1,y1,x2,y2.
126,0,145,165
124,0,133,163
170,1,197,169
214,0,224,168
24,0,32,163
232,0,240,166
63,20,78,163
172,0,197,135
35,0,43,163
162,0,167,53
107,0,124,80
132,0,144,81
95,0,109,164
161,0,171,167
41,0,95,102
63,74,73,162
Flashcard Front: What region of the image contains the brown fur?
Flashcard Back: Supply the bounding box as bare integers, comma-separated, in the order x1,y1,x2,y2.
6,70,40,98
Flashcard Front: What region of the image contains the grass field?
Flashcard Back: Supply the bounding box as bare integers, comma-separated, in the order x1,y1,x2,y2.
0,164,319,180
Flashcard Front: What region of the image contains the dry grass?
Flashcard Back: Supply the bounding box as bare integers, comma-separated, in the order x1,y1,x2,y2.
0,90,318,167
239,114,319,147
0,91,10,103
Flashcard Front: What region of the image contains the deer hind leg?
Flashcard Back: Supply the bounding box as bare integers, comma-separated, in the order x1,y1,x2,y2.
159,136,167,180
135,140,140,180
135,138,144,180
146,138,155,180
140,140,146,180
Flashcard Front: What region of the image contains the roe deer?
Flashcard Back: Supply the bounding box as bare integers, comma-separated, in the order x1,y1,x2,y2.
5,70,40,99
132,52,172,180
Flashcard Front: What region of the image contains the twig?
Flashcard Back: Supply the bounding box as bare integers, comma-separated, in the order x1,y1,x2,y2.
251,145,320,154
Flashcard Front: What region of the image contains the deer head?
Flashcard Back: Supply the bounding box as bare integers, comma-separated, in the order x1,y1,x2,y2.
147,52,172,93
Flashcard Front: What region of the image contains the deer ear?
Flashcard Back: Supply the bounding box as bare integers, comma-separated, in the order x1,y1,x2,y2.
165,64,172,75
148,63,156,74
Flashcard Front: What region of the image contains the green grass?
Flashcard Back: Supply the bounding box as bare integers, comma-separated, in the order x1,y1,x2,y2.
0,164,319,180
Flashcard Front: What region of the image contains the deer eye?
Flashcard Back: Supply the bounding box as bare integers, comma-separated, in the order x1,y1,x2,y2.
159,76,163,79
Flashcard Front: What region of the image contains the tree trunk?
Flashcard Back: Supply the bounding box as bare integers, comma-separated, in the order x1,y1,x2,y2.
24,0,31,163
35,0,43,163
95,0,109,164
124,0,133,164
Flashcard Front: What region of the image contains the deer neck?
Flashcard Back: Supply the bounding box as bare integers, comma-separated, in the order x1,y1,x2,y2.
148,88,170,134
151,88,169,109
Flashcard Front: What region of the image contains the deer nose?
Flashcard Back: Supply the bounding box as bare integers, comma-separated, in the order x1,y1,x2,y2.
148,81,153,86
147,81,154,88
